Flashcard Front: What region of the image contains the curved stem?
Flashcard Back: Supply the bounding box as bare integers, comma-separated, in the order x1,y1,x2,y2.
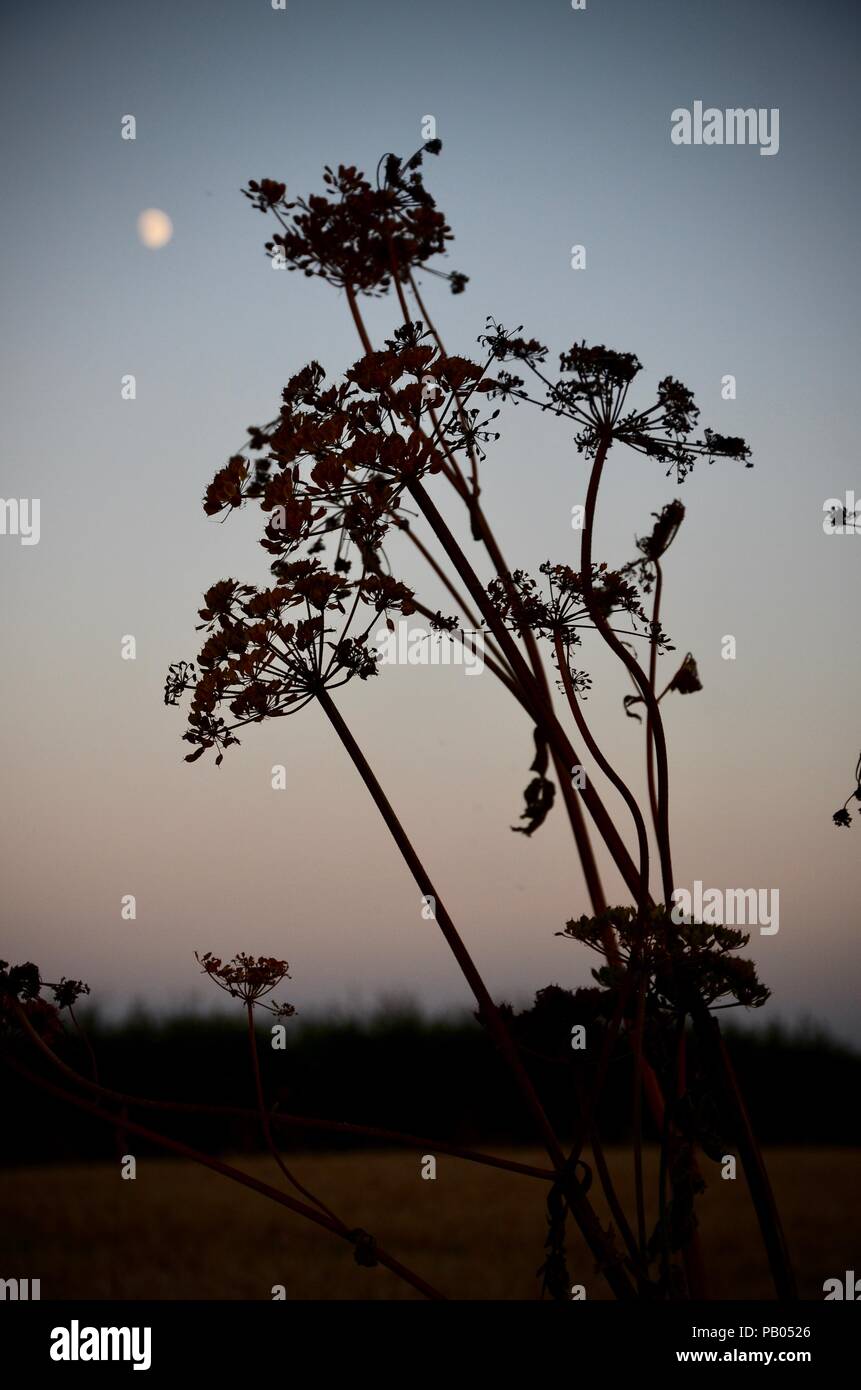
631,975,648,1267
315,681,636,1299
407,475,641,929
390,514,512,675
646,561,663,838
6,1055,445,1301
468,493,614,931
690,1001,797,1300
406,268,479,494
554,631,651,914
344,284,374,356
408,596,517,694
580,437,675,906
589,1126,646,1279
246,1001,340,1223
8,1002,555,1183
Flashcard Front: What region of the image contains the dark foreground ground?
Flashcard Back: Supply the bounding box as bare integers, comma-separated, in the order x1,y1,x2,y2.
2,1146,856,1300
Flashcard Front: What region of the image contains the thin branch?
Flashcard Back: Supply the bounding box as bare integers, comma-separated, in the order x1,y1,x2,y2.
4,1054,445,1301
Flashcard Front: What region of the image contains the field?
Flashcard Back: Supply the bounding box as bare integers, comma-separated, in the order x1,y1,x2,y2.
2,1146,856,1300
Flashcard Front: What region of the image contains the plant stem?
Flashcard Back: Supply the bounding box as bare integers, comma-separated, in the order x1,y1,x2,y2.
645,560,664,838
632,976,648,1267
690,1001,797,1299
580,435,675,906
245,1001,340,1223
344,272,642,928
315,681,636,1299
406,474,642,920
6,1055,445,1301
10,1000,556,1183
554,631,651,914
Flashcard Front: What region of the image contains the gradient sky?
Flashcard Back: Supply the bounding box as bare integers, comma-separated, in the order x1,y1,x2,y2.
1,0,859,1040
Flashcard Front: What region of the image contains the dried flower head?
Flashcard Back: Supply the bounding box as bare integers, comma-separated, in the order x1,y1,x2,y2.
558,907,770,1011
637,500,686,563
0,961,90,1040
167,559,421,764
482,324,752,482
243,145,464,298
666,653,702,696
488,562,663,656
195,952,296,1016
52,977,91,1010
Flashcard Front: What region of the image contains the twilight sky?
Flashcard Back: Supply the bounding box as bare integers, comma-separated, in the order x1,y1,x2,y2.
1,0,859,1039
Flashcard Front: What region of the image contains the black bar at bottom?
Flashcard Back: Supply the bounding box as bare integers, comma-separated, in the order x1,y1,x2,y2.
0,1299,855,1377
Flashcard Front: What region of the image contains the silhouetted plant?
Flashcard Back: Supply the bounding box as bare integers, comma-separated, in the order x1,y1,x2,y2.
2,144,796,1302
833,751,861,827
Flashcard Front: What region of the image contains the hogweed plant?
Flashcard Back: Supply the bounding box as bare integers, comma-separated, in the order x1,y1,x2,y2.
2,144,797,1301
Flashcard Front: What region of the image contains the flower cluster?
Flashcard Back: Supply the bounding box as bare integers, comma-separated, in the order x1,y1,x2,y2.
0,960,90,1039
557,906,770,1011
195,952,296,1017
200,327,498,565
167,564,421,763
480,324,752,482
488,561,666,656
242,143,466,297
169,287,511,766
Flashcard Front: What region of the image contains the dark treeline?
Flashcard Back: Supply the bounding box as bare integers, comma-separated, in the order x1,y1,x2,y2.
4,1007,859,1165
